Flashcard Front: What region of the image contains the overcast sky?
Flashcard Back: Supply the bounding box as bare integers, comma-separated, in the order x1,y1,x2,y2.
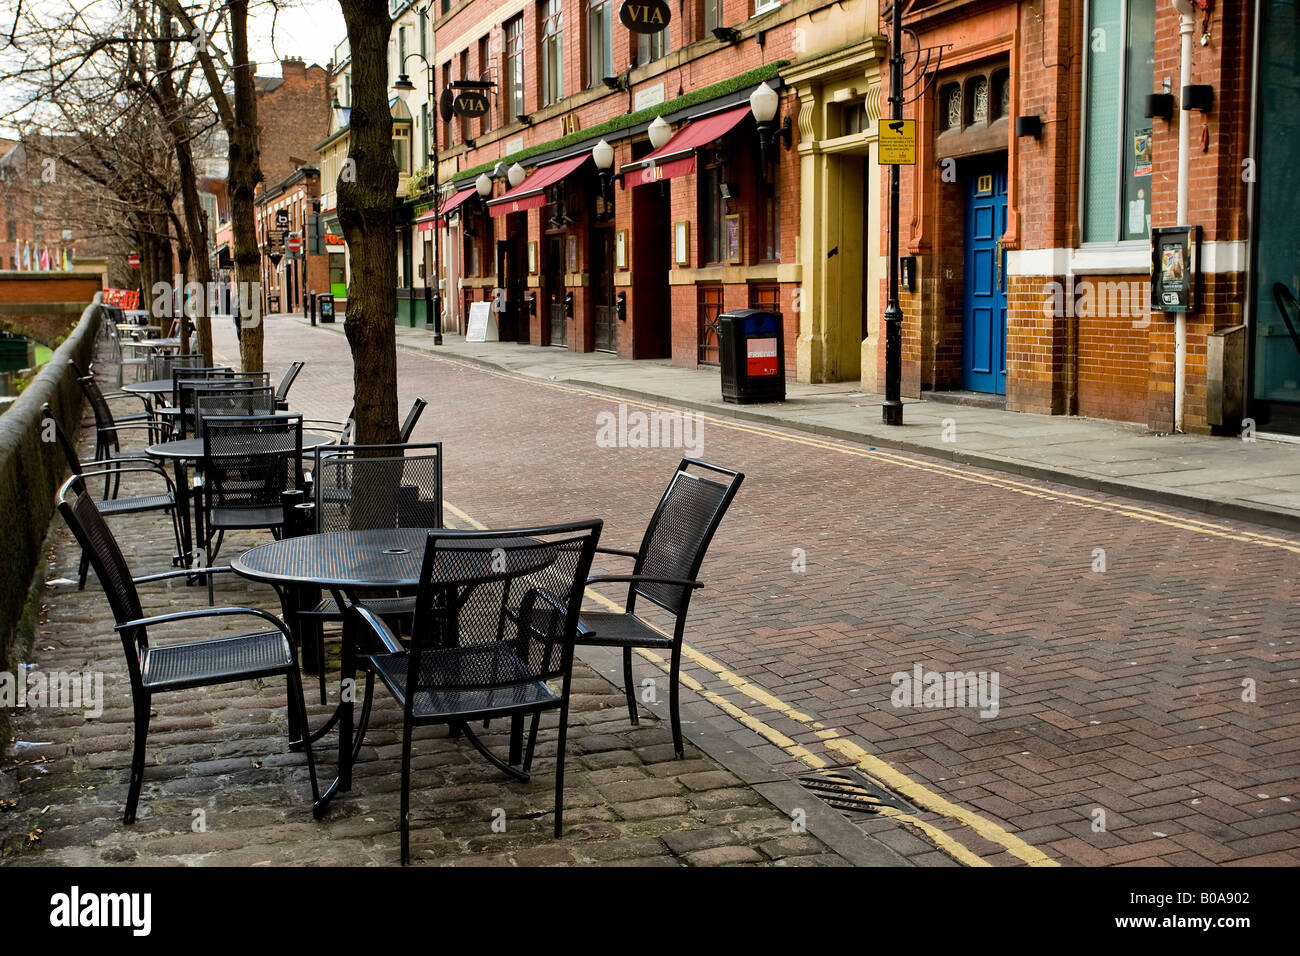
248,0,347,74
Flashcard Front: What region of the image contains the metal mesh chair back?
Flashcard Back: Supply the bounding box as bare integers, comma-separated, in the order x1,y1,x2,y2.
275,361,305,403
149,351,208,381
42,403,82,476
631,459,744,613
312,443,443,532
172,367,234,415
56,480,147,682
77,372,121,435
398,398,428,442
195,386,277,438
404,523,601,703
174,372,265,437
201,414,304,513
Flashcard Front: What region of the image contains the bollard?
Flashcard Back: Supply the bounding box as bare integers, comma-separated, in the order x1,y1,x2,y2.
309,291,317,326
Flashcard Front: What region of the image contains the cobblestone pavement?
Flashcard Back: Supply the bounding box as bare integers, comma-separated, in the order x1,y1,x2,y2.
0,337,869,868
256,316,1299,867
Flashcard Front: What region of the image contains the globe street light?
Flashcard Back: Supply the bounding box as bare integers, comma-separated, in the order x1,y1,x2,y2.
648,116,672,150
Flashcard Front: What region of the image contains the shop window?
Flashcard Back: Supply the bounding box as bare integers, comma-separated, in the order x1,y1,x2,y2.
1082,0,1155,243
699,150,728,266
540,0,564,107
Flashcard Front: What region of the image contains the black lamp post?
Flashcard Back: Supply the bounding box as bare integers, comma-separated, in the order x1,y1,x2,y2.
882,1,904,426
394,55,443,344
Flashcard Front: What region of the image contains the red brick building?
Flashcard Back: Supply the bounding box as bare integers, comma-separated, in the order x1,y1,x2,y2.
884,0,1292,435
254,166,330,315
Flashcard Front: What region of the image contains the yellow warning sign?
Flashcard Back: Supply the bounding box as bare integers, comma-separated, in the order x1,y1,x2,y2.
878,119,916,166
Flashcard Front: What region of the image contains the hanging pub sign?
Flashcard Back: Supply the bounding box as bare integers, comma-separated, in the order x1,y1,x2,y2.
452,89,490,118
619,0,671,34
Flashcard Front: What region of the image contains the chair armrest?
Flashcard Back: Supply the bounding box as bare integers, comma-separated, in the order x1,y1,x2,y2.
77,460,176,491
349,604,405,655
132,566,233,584
115,605,290,637
594,547,639,560
586,574,702,589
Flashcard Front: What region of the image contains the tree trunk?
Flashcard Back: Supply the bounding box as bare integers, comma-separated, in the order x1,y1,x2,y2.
155,13,211,359
337,0,399,445
228,0,264,373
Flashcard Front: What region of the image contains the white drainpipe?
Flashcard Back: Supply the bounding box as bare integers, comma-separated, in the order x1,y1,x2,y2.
1172,0,1195,433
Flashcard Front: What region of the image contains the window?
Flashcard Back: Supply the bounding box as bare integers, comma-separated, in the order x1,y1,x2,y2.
637,23,669,64
478,36,492,134
699,149,727,265
969,76,989,125
398,26,407,80
504,15,525,121
541,0,564,107
753,0,781,14
703,0,723,35
459,49,471,140
442,62,453,144
393,128,410,174
992,69,1010,122
419,11,427,59
842,101,868,135
587,1,613,88
1082,0,1154,243
6,221,15,241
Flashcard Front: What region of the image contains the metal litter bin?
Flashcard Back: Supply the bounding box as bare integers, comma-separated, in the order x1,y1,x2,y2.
718,309,785,404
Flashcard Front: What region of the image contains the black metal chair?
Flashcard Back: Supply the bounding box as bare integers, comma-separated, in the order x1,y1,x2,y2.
174,371,268,439
76,372,169,498
293,443,444,700
199,413,304,582
194,386,277,439
399,398,428,442
274,361,305,411
148,351,208,384
42,403,183,588
55,476,319,824
348,521,602,862
577,458,744,757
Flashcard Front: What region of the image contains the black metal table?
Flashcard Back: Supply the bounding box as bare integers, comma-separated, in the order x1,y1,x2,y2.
145,432,335,568
230,528,544,814
121,378,175,397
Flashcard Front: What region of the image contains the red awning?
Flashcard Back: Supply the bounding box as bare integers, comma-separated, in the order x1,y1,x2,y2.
486,154,589,218
622,105,751,188
415,186,478,232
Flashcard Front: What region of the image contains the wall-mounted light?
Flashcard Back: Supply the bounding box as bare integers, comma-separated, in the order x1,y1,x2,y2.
1145,93,1174,121
507,162,527,188
593,139,620,218
712,26,740,43
476,173,493,198
1182,84,1213,112
719,181,740,200
1014,115,1042,138
516,113,533,126
602,74,628,93
648,116,673,150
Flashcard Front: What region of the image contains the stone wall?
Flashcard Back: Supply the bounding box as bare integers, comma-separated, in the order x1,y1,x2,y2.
0,300,100,744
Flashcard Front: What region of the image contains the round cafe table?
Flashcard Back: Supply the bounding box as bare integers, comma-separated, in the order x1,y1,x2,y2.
232,529,545,814
121,378,175,397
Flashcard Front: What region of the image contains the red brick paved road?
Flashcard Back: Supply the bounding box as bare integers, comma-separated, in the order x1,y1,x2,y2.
230,317,1300,866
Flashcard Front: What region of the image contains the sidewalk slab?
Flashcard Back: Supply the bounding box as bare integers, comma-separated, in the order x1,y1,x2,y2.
291,316,1300,532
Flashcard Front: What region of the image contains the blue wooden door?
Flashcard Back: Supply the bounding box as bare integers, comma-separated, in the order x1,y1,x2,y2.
962,161,1007,394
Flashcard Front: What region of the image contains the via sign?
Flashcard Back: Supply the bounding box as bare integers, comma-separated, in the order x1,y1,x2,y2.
619,0,671,34
452,90,490,118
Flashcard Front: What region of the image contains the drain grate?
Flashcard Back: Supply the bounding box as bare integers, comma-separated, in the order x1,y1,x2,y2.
798,767,919,816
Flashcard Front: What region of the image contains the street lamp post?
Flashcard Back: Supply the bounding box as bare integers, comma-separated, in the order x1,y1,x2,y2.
882,1,904,426
394,47,443,345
